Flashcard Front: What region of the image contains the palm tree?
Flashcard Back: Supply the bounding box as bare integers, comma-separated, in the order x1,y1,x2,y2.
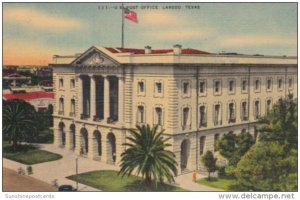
3,100,37,151
119,124,178,191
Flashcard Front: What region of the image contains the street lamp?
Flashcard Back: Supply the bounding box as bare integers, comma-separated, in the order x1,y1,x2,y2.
76,157,78,191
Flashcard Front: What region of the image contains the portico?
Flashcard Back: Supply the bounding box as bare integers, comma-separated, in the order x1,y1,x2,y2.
77,73,124,125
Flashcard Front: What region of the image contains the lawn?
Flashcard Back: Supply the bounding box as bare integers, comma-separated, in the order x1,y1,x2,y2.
197,177,237,191
3,142,62,165
67,170,187,192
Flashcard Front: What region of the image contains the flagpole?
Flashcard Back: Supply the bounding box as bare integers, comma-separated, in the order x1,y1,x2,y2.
121,3,124,48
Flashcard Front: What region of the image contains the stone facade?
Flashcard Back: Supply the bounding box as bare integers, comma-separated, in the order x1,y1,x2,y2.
51,45,297,174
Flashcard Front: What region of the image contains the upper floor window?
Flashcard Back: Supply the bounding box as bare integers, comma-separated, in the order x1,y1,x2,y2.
278,78,283,90
199,105,207,128
267,78,272,91
155,107,163,126
59,98,64,115
70,79,75,89
137,106,145,123
70,99,75,116
183,82,189,94
199,80,206,95
182,107,190,130
155,82,162,93
242,79,248,93
138,81,145,93
228,79,235,94
154,80,163,97
254,79,260,92
214,80,221,95
59,78,64,88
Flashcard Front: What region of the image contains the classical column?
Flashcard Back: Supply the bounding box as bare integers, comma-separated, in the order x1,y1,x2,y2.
77,75,83,118
118,76,124,125
90,75,96,121
104,76,110,121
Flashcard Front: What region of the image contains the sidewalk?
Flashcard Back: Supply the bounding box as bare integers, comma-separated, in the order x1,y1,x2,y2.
174,173,223,191
3,143,221,192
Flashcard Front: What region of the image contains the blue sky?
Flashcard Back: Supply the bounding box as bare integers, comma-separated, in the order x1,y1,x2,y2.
3,2,297,65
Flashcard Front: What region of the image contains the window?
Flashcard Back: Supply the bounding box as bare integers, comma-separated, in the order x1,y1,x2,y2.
200,136,206,155
59,78,64,88
228,103,235,123
228,80,235,93
288,78,293,88
214,104,221,126
155,107,163,126
214,80,221,95
278,79,283,90
155,82,162,93
137,106,145,123
254,100,260,119
267,78,272,91
199,80,206,95
183,82,189,94
214,134,220,152
183,107,189,130
138,81,144,93
255,79,260,91
242,79,247,93
70,79,75,89
59,98,64,115
266,99,272,114
241,102,248,121
199,106,207,128
70,99,75,116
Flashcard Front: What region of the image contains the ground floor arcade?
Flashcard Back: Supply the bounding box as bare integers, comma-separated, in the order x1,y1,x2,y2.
54,118,257,174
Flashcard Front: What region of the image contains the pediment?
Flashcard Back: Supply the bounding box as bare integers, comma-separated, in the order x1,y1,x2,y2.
71,47,118,66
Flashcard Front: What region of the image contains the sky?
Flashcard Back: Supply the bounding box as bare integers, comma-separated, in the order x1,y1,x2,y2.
3,2,297,65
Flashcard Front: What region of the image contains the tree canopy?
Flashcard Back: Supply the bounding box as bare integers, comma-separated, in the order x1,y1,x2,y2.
119,124,177,191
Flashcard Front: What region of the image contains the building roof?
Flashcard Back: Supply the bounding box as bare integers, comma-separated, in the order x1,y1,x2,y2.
3,91,54,101
51,45,297,65
104,47,210,55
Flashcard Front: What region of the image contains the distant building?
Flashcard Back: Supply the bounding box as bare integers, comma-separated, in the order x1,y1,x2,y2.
50,45,297,174
3,73,31,87
3,91,54,112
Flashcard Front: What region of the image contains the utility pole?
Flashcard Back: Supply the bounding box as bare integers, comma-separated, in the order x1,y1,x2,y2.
76,157,78,191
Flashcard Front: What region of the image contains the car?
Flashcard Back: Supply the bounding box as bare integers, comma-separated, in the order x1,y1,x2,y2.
58,185,77,192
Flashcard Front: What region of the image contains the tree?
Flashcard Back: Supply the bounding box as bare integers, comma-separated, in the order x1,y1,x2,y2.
3,100,37,150
235,142,297,191
201,151,217,180
259,95,297,150
215,131,255,166
119,124,177,191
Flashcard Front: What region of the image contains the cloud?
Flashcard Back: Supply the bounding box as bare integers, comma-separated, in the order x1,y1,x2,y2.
220,35,297,47
4,7,84,32
140,10,185,26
